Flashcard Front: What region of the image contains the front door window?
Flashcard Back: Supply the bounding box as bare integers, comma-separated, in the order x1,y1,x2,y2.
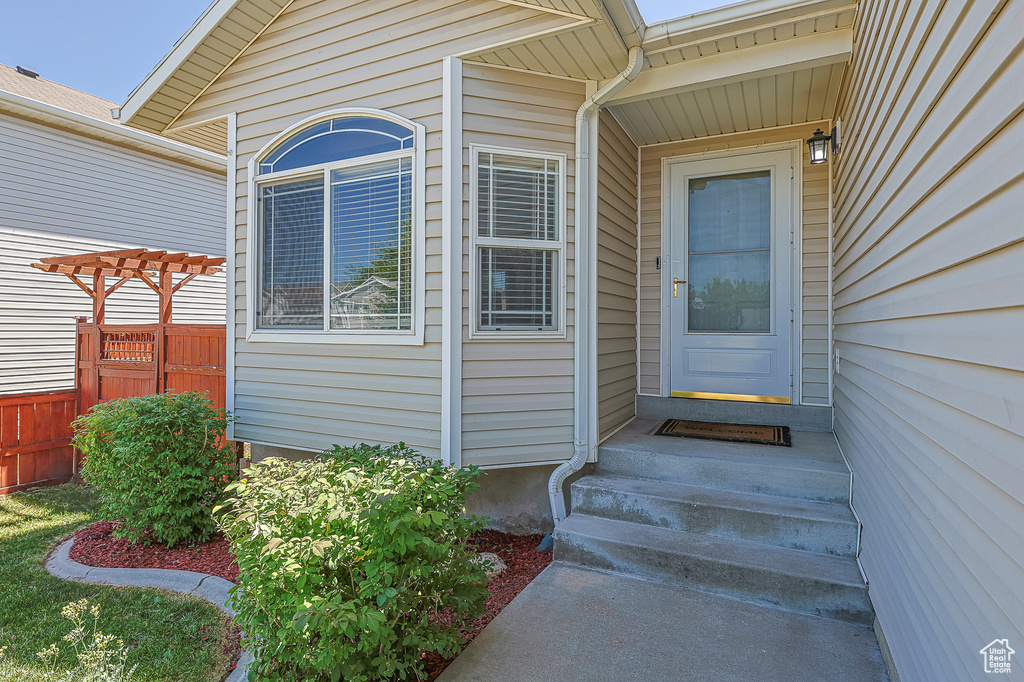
687,171,771,334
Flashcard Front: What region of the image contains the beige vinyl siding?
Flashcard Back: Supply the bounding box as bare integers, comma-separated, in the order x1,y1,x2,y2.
172,0,572,458
460,63,584,468
637,124,830,404
596,112,639,440
0,112,225,395
832,1,1024,679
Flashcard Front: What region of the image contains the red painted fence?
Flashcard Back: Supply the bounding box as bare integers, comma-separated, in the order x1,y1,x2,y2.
76,321,227,418
0,321,227,495
0,390,77,494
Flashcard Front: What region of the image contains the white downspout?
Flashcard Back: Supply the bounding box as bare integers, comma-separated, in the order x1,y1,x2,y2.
547,46,644,526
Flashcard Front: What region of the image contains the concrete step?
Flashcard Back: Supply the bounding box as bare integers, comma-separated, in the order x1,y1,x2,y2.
554,513,872,624
636,396,833,431
596,424,850,503
571,474,859,557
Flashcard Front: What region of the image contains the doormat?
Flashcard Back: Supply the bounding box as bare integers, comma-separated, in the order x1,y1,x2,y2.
653,419,792,447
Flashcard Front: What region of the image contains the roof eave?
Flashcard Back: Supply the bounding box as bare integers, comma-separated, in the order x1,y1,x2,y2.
120,0,235,132
642,0,853,50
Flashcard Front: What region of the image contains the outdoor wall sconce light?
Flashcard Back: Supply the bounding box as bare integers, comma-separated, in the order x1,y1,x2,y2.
807,121,842,165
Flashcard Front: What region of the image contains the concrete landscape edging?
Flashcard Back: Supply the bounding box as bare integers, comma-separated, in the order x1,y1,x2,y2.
45,538,253,682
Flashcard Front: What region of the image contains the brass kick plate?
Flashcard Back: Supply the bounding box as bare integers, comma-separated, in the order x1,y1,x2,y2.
670,390,792,405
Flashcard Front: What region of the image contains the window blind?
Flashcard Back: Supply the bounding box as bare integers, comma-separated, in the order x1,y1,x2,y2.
476,151,561,332
330,157,412,330
477,154,559,241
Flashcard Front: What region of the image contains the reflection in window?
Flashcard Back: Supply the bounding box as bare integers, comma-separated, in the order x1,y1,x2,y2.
259,117,414,174
330,159,412,330
687,171,771,333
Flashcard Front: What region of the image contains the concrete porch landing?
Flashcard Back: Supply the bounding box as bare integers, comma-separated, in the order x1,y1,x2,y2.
438,562,888,682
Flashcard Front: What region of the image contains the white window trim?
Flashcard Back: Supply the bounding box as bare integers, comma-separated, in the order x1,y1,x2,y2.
469,144,568,340
245,108,425,345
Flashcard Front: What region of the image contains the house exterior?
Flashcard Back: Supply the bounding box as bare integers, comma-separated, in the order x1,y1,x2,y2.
117,0,1023,680
0,64,227,394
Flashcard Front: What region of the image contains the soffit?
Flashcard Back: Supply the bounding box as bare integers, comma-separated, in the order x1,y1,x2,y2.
603,0,855,146
122,0,292,135
641,1,856,72
463,0,638,81
608,60,846,145
165,118,230,156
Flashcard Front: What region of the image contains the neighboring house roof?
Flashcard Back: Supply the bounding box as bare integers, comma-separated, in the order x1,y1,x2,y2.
0,64,117,122
0,63,225,172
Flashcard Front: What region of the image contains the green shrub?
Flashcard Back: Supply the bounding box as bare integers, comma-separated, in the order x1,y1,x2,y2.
72,391,236,547
216,443,489,682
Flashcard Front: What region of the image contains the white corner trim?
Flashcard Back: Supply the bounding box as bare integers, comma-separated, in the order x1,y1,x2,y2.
442,56,464,468
827,118,836,412
244,108,426,346
225,112,237,440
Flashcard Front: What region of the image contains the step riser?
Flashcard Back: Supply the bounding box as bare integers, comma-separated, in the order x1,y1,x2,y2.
597,447,850,503
554,529,873,624
572,485,858,557
636,396,833,431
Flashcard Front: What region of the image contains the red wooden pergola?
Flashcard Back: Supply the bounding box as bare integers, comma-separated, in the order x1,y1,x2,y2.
31,248,225,326
31,247,229,420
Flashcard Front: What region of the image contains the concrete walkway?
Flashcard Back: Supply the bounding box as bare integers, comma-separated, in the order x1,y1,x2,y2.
46,538,252,682
439,562,889,682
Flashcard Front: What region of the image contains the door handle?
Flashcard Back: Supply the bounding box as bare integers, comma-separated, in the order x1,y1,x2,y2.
673,278,686,298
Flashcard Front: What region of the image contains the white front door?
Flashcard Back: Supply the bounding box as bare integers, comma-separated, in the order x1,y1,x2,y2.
667,149,795,403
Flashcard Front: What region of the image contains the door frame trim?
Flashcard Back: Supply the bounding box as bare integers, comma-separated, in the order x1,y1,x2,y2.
658,141,803,404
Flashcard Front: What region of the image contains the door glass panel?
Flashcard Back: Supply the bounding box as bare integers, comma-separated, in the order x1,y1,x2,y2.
687,171,771,333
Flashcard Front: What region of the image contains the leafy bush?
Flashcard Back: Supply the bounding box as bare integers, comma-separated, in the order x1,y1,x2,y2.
72,391,236,547
216,443,489,682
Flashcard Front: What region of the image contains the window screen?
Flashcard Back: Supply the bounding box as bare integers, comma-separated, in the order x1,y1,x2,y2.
476,151,561,332
258,177,324,328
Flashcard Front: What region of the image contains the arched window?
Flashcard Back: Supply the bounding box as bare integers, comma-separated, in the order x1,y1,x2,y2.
251,110,422,338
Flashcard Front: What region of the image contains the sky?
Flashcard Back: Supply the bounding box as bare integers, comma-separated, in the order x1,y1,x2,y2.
0,0,733,105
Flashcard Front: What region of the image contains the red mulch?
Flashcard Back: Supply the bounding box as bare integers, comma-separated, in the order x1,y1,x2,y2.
420,530,552,681
68,522,552,681
70,522,240,581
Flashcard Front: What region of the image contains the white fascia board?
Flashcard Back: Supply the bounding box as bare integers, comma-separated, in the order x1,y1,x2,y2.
0,89,226,171
607,28,852,106
121,0,240,125
643,0,852,50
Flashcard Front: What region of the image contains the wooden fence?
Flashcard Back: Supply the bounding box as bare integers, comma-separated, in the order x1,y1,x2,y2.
0,321,227,494
77,320,227,416
0,390,77,494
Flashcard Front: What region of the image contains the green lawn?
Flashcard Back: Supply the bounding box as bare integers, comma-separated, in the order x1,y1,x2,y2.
0,484,235,681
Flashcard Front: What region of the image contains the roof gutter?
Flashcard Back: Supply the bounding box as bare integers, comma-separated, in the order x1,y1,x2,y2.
547,45,644,529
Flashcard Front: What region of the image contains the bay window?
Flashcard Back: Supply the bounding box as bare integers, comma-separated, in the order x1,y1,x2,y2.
251,111,423,342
